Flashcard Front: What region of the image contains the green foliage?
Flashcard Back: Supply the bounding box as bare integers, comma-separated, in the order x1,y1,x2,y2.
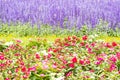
0,21,120,37
0,41,7,52
116,60,120,71
26,39,50,50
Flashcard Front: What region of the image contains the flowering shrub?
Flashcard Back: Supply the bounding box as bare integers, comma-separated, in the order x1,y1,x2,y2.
0,36,120,80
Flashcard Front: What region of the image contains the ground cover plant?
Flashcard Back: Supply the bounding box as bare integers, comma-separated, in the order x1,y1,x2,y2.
0,35,120,80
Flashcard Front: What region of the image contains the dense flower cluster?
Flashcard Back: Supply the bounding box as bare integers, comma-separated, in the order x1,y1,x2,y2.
0,36,120,79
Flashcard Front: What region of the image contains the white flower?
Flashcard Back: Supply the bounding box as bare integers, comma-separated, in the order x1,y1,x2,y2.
41,50,48,55
4,41,13,46
55,76,65,80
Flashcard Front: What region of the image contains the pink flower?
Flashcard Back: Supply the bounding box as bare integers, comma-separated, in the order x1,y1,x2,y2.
0,63,5,67
66,71,72,77
42,61,48,69
28,66,36,72
23,75,28,79
109,55,117,63
71,57,77,63
52,64,57,68
40,74,45,77
91,42,96,47
89,69,95,72
47,53,52,58
97,57,104,61
85,59,90,64
0,55,4,60
62,60,67,64
16,39,22,43
20,61,24,66
5,78,10,80
48,48,52,52
83,76,90,79
43,65,48,69
109,64,116,72
87,47,92,52
116,52,120,60
85,44,89,48
95,61,101,65
15,68,19,72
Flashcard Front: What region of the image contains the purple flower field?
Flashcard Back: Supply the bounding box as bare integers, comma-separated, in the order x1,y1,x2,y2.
0,0,120,28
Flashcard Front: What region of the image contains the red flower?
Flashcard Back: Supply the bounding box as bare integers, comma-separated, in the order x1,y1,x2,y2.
14,53,20,56
68,36,71,41
71,57,77,63
48,48,52,52
79,59,84,65
82,35,88,41
21,66,27,73
61,66,66,69
35,53,40,59
69,63,74,68
53,49,58,53
112,42,117,47
72,36,77,39
80,42,85,46
105,43,112,48
64,43,70,47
